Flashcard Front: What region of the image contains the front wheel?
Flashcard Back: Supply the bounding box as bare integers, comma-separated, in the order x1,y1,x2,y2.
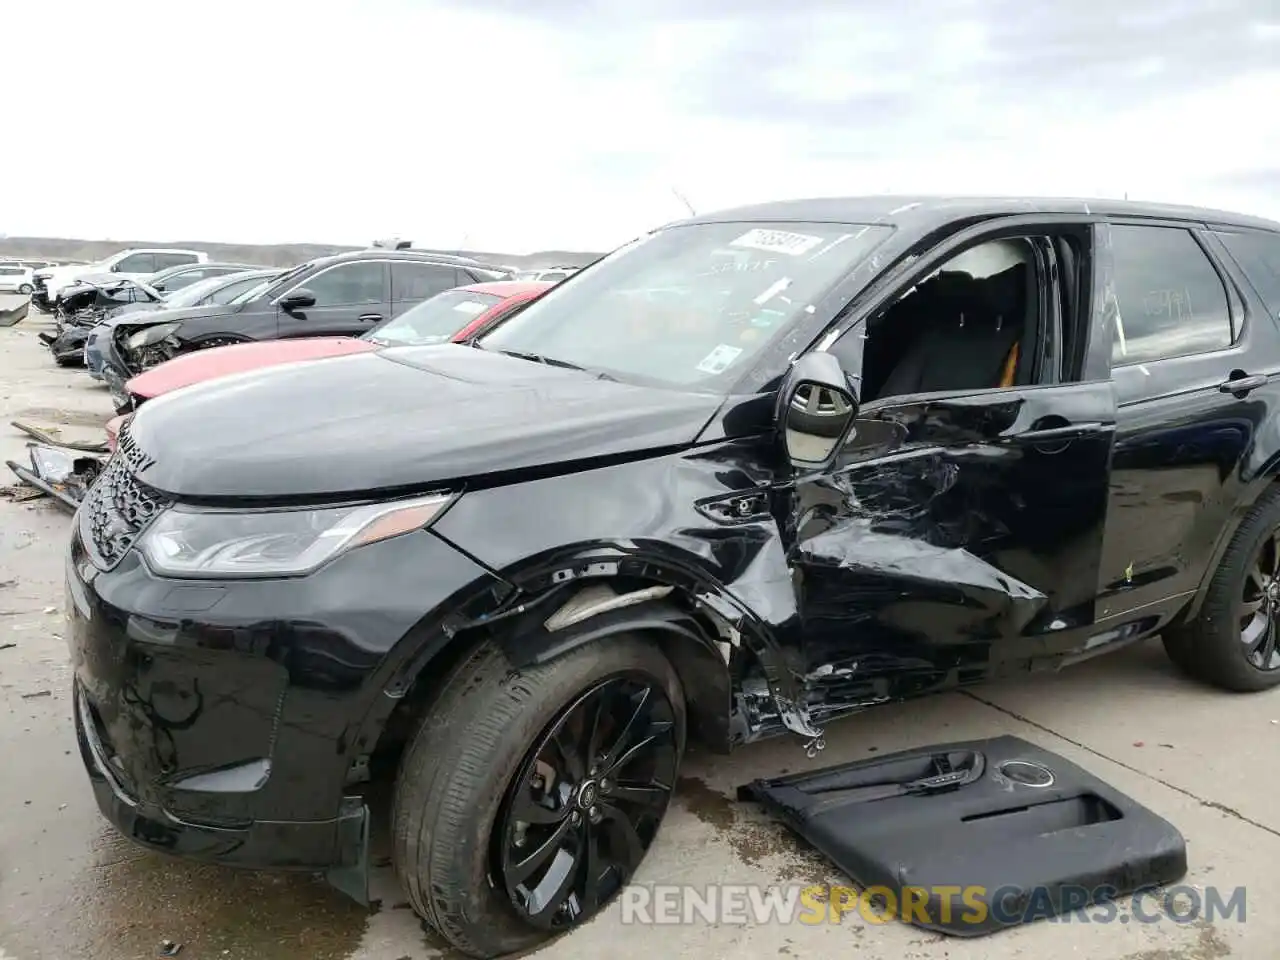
1164,485,1280,691
392,635,685,958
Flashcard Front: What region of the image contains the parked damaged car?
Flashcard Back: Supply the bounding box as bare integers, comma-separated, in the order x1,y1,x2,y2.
85,268,283,380
107,280,552,414
96,249,514,410
40,277,165,364
67,197,1280,957
31,247,209,311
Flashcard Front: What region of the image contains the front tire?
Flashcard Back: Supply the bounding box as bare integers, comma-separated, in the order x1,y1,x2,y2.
391,635,685,958
1164,485,1280,691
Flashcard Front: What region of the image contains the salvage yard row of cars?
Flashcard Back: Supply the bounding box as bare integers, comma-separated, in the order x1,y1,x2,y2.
10,195,1280,957
27,245,560,415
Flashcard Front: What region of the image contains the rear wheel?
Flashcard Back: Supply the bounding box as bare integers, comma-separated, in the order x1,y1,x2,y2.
1164,486,1280,691
391,635,685,958
18,283,33,295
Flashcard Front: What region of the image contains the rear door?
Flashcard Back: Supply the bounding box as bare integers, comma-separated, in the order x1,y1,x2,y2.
152,251,200,270
1095,221,1280,623
275,260,390,337
786,218,1117,710
389,262,469,318
110,252,157,280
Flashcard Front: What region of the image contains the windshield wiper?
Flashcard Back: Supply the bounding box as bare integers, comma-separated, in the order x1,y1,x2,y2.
486,348,616,380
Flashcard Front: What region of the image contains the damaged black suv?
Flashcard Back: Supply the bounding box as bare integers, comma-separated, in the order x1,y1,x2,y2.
67,197,1280,958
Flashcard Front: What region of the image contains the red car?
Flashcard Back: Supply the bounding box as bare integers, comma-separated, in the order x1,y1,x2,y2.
105,280,551,450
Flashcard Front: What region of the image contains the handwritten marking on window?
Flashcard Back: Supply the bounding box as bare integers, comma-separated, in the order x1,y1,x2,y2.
1142,288,1195,320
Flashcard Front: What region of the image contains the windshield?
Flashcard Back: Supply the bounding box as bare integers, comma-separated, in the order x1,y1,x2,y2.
210,272,277,304
478,221,892,389
160,274,234,308
231,260,314,304
365,289,502,346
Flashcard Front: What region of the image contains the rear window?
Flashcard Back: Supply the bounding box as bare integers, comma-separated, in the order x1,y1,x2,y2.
367,288,503,346
1214,229,1280,321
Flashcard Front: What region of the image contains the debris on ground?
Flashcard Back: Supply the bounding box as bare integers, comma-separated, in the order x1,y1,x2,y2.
21,690,52,699
5,440,105,512
157,940,184,957
0,642,16,651
11,417,110,452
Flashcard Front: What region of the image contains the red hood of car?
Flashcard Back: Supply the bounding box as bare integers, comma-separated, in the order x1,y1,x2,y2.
125,337,378,400
105,414,126,452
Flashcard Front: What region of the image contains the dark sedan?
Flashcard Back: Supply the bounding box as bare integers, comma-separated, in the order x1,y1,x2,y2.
96,249,509,397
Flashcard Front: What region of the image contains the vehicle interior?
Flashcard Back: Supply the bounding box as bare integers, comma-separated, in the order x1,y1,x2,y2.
857,235,1084,403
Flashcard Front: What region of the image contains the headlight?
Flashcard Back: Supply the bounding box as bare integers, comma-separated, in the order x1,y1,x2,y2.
138,492,456,578
126,322,181,350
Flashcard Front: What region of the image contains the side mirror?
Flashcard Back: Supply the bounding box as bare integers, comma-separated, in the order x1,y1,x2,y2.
280,288,316,310
109,263,122,272
152,282,167,292
778,351,858,468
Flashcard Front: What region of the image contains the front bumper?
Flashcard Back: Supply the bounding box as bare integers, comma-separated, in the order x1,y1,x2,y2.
99,329,137,408
66,495,497,888
50,326,89,363
75,684,366,874
84,328,106,379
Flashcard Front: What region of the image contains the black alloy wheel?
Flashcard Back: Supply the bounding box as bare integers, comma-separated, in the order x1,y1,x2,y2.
495,674,679,930
1238,529,1280,671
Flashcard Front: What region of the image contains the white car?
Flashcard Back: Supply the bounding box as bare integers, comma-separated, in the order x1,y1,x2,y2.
514,267,578,282
0,264,34,294
31,247,210,308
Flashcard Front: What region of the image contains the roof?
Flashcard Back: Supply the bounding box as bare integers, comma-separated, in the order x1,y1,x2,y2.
456,280,555,297
679,195,1280,233
310,249,510,270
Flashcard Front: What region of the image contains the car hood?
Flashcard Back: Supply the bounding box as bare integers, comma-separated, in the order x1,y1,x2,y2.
125,344,724,498
110,303,237,328
127,337,374,399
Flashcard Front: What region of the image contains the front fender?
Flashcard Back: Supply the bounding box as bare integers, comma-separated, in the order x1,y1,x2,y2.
428,441,815,733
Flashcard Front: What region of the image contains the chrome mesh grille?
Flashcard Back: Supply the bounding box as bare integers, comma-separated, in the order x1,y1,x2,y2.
79,421,171,569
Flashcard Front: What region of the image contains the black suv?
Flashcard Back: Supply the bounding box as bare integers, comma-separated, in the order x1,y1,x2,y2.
97,249,511,405
67,197,1280,957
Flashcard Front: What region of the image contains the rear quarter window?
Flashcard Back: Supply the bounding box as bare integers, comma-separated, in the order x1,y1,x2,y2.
1108,224,1233,366
1213,229,1280,322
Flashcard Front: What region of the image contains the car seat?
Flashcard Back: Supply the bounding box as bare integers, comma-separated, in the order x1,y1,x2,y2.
876,263,1028,397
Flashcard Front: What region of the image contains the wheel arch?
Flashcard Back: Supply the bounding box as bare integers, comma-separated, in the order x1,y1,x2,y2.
358,543,792,778
1181,466,1280,623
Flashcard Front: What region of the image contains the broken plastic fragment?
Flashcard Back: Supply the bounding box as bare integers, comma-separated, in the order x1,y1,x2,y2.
28,444,76,484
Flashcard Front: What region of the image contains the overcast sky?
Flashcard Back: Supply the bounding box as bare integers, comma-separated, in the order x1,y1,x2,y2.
7,0,1278,253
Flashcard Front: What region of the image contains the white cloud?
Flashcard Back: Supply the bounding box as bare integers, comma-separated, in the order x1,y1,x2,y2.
4,0,1280,252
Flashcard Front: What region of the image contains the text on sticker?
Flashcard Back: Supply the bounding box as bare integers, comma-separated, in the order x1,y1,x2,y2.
730,229,825,257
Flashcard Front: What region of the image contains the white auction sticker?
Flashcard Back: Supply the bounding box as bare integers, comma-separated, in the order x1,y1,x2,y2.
696,344,744,374
729,228,824,257
452,301,488,314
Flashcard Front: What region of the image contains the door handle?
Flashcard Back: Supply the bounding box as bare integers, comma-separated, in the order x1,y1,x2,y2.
1016,422,1104,443
1218,374,1267,395
358,313,383,322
